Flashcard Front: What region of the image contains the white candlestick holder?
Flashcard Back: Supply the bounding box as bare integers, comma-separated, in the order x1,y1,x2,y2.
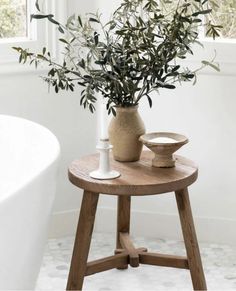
89,139,121,180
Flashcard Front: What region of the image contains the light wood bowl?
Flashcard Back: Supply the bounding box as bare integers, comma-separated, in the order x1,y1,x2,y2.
139,132,188,168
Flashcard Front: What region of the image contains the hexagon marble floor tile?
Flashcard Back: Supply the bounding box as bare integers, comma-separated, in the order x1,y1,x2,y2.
36,233,236,291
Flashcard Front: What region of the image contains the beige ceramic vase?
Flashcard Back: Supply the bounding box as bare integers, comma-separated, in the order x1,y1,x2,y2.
108,106,145,162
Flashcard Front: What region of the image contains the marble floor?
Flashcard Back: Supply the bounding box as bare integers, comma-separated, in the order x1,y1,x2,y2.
36,233,236,290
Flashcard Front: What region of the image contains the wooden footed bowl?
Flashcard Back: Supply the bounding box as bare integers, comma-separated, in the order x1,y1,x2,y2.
139,132,188,168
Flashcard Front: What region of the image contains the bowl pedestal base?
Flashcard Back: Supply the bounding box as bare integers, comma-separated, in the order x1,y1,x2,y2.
152,154,176,168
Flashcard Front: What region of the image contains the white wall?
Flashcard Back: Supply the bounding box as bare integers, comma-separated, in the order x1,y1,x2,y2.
66,0,236,245
0,69,96,233
0,0,98,237
94,72,236,245
1,0,236,245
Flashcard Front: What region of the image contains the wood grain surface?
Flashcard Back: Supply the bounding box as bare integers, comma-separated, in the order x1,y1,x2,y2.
68,151,198,195
66,191,99,290
175,188,207,290
139,252,189,269
116,196,131,269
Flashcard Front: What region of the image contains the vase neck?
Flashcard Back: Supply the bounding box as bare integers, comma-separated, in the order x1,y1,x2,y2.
116,106,139,115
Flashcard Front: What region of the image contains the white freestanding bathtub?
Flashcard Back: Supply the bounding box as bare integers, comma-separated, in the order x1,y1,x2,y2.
0,115,60,290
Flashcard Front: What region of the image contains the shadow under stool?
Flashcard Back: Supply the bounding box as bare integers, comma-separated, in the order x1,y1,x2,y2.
66,151,207,291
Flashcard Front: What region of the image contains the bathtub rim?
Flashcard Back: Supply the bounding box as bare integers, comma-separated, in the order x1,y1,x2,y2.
0,114,61,203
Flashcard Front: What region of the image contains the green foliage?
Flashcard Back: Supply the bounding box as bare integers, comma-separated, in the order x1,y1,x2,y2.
14,0,221,114
208,0,236,39
0,0,26,38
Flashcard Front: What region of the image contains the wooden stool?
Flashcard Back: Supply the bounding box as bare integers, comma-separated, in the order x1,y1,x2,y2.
66,151,207,291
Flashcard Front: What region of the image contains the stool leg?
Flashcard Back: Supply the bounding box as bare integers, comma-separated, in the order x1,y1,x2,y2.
175,188,207,291
116,195,131,269
66,191,99,291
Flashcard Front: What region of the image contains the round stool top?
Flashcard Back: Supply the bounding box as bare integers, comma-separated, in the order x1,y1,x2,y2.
68,151,198,196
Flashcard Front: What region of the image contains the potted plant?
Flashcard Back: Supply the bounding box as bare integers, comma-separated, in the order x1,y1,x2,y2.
14,0,221,162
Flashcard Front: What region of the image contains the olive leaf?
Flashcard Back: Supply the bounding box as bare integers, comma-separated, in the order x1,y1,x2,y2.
13,0,222,114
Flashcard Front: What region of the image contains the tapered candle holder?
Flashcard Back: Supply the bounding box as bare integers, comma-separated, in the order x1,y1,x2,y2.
89,139,121,180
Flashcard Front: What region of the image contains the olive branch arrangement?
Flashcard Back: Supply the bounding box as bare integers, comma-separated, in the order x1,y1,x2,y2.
13,0,222,115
